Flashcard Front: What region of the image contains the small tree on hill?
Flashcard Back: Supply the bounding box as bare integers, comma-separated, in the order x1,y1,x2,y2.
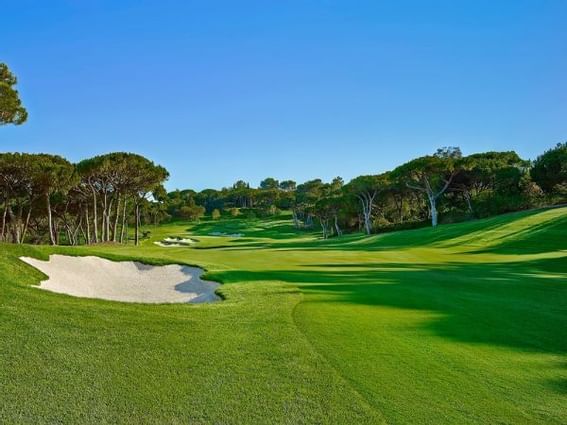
392,148,462,227
531,142,567,194
259,177,279,190
345,174,387,235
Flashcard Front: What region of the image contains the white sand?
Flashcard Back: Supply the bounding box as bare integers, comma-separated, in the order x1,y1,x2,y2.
19,255,220,304
154,237,197,247
154,242,184,247
164,237,196,244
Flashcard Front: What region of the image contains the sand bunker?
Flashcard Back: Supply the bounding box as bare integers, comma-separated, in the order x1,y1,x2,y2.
19,255,220,304
154,237,196,247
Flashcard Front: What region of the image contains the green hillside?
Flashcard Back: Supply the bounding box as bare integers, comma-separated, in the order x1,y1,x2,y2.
1,207,566,424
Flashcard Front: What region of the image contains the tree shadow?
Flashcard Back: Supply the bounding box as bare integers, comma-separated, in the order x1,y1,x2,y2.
470,214,567,255
203,208,566,253
210,255,567,393
188,217,310,240
168,208,567,257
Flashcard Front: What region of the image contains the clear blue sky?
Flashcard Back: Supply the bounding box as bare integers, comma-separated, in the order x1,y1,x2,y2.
2,1,566,191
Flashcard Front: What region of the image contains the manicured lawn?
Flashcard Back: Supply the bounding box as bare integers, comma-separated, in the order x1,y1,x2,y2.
1,208,566,424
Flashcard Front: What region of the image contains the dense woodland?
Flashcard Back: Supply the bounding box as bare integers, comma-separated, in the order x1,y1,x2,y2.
167,144,566,238
0,144,564,245
1,63,566,244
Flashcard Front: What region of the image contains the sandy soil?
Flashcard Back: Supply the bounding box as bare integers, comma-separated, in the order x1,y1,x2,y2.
19,255,220,304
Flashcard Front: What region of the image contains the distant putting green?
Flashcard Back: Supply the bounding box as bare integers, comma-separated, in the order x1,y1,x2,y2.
1,207,566,424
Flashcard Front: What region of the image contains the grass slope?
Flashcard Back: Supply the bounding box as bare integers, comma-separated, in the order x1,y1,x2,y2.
1,207,566,424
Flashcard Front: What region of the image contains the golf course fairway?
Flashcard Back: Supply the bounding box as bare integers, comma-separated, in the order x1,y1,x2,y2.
1,207,566,424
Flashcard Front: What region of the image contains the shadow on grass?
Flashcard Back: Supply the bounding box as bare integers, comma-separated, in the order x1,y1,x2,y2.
197,208,567,253
210,255,567,391
188,216,311,240
470,214,567,255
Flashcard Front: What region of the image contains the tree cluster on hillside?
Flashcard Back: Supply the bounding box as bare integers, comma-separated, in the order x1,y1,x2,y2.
1,145,564,244
165,144,565,239
0,153,168,245
531,142,567,197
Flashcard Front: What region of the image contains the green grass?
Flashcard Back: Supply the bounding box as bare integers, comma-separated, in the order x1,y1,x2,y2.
1,207,566,424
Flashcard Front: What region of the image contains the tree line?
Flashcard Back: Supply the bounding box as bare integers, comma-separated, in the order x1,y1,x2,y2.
0,144,564,245
167,144,566,239
0,153,168,245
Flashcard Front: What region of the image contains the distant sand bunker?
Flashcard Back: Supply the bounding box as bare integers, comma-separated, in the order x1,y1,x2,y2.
19,255,220,304
154,237,197,247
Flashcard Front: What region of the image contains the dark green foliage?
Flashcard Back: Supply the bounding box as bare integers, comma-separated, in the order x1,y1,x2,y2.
531,142,567,194
1,144,561,244
0,152,168,245
158,145,561,239
0,63,27,125
259,177,279,190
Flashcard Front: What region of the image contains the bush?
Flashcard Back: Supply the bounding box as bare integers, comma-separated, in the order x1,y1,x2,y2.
178,205,205,221
211,209,221,220
531,142,567,193
229,207,240,217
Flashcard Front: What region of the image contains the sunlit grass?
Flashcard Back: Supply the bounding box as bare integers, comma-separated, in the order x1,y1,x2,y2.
1,207,566,423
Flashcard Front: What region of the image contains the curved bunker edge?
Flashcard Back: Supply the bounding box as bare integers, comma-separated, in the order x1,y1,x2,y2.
19,254,221,304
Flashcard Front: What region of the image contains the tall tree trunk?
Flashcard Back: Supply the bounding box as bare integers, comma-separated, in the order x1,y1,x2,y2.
106,196,114,242
79,222,87,245
54,220,60,245
21,206,32,244
46,193,56,245
1,202,8,242
319,217,328,239
120,199,127,243
112,195,121,242
65,224,73,246
102,191,108,242
463,191,473,216
428,194,438,227
91,186,99,243
395,195,404,224
15,204,24,244
71,215,82,246
134,202,140,246
357,191,376,235
6,205,20,243
334,214,342,237
85,205,91,244
360,198,372,235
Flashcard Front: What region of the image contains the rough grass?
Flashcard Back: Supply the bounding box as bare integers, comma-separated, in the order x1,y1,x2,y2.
1,207,566,424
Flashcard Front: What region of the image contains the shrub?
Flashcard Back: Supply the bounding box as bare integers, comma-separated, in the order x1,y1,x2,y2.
178,205,205,221
531,142,567,193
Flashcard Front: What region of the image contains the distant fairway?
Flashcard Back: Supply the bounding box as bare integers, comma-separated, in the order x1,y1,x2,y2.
1,207,566,424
